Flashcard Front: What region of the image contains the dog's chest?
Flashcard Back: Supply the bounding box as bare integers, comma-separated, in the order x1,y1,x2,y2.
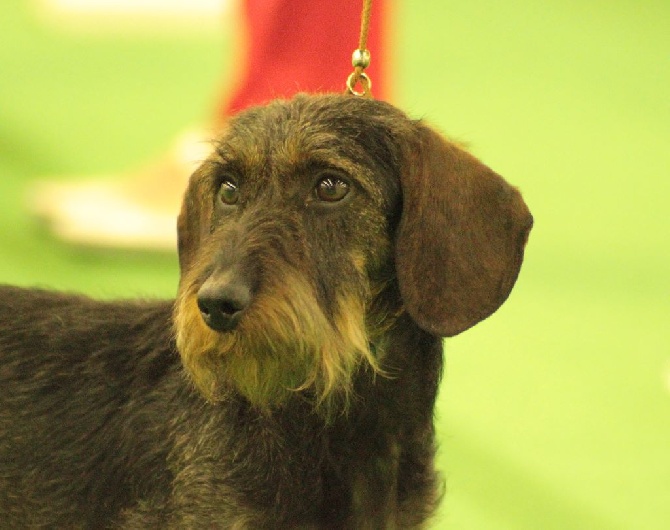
171,400,398,524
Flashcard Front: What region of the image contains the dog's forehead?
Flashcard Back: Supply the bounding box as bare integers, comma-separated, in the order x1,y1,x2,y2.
215,95,408,175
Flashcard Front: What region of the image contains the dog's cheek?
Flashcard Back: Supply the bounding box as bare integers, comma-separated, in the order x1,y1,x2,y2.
303,218,363,306
351,207,395,280
173,294,223,400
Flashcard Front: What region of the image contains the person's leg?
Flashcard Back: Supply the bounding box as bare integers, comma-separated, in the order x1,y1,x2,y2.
222,0,388,116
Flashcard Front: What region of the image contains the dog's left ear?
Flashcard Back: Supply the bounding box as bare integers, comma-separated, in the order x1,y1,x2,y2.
395,122,533,337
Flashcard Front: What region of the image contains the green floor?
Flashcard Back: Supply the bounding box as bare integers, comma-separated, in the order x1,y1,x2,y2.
1,2,668,528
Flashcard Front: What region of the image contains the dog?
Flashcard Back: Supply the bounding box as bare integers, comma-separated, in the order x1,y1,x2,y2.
0,94,532,528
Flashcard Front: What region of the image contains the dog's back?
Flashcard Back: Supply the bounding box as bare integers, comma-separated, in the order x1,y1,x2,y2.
0,286,176,526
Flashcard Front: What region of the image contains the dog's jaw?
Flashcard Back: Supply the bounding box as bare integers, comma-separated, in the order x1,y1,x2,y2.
174,270,383,416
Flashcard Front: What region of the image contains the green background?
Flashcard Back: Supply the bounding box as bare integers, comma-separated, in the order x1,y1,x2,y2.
1,1,668,528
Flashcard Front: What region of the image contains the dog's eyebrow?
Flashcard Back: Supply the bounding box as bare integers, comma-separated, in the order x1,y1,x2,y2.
212,143,253,165
208,155,243,174
300,150,361,174
289,148,372,181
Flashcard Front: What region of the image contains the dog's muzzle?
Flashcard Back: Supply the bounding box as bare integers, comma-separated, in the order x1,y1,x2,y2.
196,272,252,332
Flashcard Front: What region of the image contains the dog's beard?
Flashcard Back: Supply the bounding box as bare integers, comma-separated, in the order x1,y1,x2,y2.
174,272,381,415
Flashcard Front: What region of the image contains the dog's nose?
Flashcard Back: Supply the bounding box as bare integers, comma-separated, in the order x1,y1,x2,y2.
197,277,252,332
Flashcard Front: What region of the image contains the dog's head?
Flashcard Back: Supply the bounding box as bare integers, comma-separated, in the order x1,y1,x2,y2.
174,94,532,411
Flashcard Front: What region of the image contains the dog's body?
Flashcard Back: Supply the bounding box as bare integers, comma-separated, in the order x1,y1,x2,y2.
0,289,440,528
0,94,531,528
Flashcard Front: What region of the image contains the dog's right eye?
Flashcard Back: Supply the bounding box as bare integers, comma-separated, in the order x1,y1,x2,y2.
314,175,350,203
218,179,239,206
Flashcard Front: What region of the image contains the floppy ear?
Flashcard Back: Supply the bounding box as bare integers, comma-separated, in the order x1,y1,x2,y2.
395,123,533,337
177,163,214,276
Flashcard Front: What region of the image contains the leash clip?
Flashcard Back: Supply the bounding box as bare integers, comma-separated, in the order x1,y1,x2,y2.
346,48,372,97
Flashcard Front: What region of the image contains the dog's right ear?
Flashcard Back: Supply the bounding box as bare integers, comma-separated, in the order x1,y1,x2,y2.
177,163,214,274
395,122,533,337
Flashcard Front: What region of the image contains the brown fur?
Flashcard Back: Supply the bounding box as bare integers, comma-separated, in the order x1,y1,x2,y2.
0,94,531,527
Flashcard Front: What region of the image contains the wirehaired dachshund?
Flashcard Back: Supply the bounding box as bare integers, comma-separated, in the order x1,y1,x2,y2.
0,94,532,528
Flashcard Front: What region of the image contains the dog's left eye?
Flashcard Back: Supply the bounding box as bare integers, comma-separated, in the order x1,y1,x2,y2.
314,175,350,203
218,179,239,206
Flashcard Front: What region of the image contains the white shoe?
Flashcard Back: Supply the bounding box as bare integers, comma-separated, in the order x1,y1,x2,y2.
29,129,213,251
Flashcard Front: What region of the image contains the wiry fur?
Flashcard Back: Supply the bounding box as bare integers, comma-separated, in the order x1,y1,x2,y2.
0,94,532,528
